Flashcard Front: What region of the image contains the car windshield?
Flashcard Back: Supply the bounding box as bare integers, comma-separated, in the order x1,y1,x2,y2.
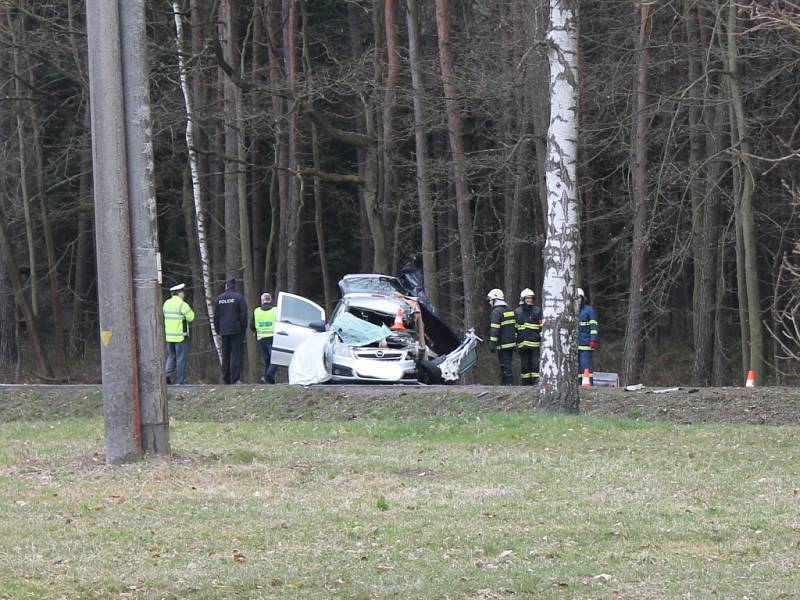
339,275,408,296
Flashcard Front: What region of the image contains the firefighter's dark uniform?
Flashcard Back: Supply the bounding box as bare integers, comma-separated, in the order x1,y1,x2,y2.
515,303,543,385
489,301,517,385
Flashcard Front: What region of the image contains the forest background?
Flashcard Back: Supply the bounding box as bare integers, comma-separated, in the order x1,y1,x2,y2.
0,0,798,386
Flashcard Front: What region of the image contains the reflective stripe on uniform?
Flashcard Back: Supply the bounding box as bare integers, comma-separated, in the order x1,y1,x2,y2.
163,295,194,343
518,341,541,348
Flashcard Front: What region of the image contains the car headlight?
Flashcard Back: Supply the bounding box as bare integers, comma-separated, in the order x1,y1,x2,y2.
331,338,355,358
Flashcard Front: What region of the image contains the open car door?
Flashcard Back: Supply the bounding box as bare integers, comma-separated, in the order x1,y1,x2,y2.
271,292,326,367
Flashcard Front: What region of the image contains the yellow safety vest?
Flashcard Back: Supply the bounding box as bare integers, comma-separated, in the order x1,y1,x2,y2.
253,306,277,340
163,295,195,343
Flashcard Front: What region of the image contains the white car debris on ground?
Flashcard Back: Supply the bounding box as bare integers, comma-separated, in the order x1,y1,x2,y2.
272,272,480,385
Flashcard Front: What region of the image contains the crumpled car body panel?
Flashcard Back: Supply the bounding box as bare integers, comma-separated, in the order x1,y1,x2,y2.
278,273,478,384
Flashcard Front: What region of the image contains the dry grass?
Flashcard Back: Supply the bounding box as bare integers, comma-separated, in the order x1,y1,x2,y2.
1,412,800,598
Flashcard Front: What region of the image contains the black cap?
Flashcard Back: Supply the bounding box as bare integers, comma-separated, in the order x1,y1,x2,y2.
225,276,236,286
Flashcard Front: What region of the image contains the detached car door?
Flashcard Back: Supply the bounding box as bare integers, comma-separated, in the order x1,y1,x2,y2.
271,292,326,367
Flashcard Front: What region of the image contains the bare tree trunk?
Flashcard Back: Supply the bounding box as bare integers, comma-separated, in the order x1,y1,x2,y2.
220,0,242,278
251,5,266,291
405,0,438,305
0,251,15,372
70,113,93,355
31,106,67,375
725,2,763,383
503,0,527,298
434,0,477,329
172,0,223,363
0,210,52,379
538,0,580,413
235,83,260,382
303,105,387,274
266,0,289,293
347,3,373,273
383,0,401,273
9,7,37,318
692,99,723,385
622,2,652,386
526,0,549,293
300,1,333,314
685,0,703,352
264,170,279,294
0,55,15,368
721,3,751,379
283,0,302,292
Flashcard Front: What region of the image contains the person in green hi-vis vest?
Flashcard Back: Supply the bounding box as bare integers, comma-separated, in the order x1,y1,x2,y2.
163,282,195,385
251,292,278,384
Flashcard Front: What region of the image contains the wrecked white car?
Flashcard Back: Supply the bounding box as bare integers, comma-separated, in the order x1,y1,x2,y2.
271,273,479,385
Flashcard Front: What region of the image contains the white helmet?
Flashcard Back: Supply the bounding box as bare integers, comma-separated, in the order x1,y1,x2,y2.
576,287,585,299
519,288,535,303
486,288,504,301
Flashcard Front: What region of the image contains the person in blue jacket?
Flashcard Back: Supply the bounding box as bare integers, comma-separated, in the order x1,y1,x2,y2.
577,287,599,383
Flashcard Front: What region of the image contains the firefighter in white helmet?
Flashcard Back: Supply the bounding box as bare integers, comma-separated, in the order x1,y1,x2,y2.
515,288,543,385
487,288,515,385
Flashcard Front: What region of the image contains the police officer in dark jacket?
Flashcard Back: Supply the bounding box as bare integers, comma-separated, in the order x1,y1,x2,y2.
213,277,248,384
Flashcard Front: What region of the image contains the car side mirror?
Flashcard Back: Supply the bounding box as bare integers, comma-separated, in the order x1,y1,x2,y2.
308,320,326,332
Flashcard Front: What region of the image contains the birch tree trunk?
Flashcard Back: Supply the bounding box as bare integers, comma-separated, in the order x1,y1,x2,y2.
538,0,580,413
172,0,222,362
181,169,212,381
406,0,438,307
621,2,652,386
434,0,477,329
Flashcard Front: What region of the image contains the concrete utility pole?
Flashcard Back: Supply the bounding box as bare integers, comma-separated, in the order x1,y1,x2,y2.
86,0,169,463
119,0,170,454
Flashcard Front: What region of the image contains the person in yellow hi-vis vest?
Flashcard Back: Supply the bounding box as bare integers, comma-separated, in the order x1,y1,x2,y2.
163,283,195,385
251,292,278,384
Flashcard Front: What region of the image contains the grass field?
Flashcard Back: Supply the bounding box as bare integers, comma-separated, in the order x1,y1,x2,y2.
2,398,799,598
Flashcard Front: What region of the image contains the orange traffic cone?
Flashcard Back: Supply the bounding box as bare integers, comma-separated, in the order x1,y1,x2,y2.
581,368,592,388
391,307,406,331
745,370,756,388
